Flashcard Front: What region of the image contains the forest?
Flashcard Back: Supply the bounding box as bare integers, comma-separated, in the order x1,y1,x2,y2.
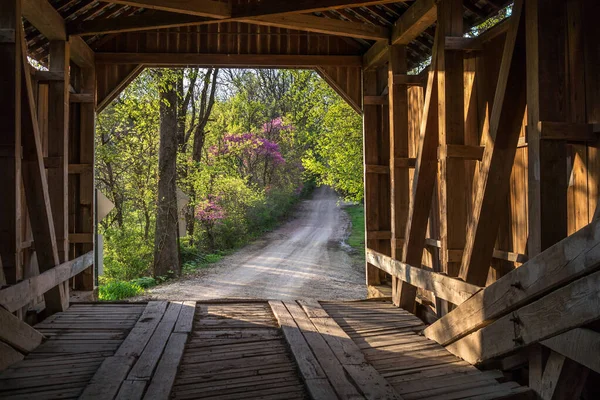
95,68,364,299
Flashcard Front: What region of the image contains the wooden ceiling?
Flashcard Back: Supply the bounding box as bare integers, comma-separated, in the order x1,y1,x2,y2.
24,0,511,69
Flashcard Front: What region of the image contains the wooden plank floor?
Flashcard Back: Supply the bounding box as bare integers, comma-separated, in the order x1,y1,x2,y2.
322,300,532,400
0,303,145,399
171,302,307,400
0,300,535,400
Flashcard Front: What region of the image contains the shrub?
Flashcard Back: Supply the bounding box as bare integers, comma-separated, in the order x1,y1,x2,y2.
99,281,143,301
130,276,158,289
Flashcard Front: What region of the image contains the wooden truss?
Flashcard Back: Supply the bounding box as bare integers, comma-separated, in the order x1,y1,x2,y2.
362,0,599,397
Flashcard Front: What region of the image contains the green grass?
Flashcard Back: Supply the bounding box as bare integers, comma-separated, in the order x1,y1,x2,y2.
344,204,365,258
98,280,144,301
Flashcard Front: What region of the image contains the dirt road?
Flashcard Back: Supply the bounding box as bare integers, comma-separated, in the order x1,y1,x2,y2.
141,186,367,301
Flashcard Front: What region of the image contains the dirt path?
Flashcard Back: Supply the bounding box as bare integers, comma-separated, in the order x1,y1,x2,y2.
139,186,367,301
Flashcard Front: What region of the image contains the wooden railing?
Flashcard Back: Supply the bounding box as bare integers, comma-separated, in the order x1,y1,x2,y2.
366,249,482,306
0,251,94,313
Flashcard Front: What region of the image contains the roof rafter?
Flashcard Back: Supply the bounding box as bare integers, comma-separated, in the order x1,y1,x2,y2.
232,0,401,18
22,0,94,68
70,10,390,41
363,0,437,68
102,0,232,19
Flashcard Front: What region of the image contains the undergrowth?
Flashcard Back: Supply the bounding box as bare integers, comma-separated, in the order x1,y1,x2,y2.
344,204,365,259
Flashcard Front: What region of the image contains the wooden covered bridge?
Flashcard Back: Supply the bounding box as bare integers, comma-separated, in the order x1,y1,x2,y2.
1,0,599,398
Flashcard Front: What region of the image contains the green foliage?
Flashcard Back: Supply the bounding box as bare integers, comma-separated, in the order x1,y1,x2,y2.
344,204,365,258
96,67,362,288
98,281,143,301
130,276,158,289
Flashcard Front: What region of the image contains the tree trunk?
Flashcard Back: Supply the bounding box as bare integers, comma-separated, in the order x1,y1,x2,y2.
153,72,180,278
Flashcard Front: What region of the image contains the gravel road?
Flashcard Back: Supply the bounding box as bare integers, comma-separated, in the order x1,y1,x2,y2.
138,186,367,301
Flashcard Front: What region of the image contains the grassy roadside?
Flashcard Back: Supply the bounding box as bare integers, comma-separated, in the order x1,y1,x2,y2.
344,204,365,259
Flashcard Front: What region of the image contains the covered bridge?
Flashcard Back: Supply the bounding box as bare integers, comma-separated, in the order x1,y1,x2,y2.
1,0,599,399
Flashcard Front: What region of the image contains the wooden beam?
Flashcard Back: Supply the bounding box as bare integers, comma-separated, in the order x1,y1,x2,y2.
363,95,388,105
436,0,467,305
398,29,440,312
76,65,96,291
388,44,411,307
445,269,600,364
232,0,400,18
444,37,482,51
47,41,69,264
439,144,484,161
33,70,64,82
542,328,600,374
68,37,95,68
458,0,527,286
69,11,208,36
424,217,600,347
69,93,94,103
97,65,145,113
365,164,389,174
363,70,386,287
0,307,45,354
526,0,569,257
19,26,68,314
0,0,22,284
0,251,93,313
367,249,481,306
69,233,94,243
95,53,362,67
102,0,231,19
0,341,23,372
21,0,94,68
391,0,437,45
240,14,390,41
537,121,596,141
363,40,389,70
538,351,589,400
22,0,66,41
391,74,424,86
71,10,389,40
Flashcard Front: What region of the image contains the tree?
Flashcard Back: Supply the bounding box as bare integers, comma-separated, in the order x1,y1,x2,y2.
153,70,180,278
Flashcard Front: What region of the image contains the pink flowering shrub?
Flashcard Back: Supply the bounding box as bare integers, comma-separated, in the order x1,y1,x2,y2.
195,195,225,250
195,195,225,223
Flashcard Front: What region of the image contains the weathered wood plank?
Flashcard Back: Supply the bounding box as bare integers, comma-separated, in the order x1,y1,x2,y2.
445,270,600,364
458,0,527,286
424,218,600,346
0,341,24,372
268,301,337,400
173,301,196,333
538,351,589,400
0,251,93,313
283,302,363,399
367,249,481,306
79,355,136,400
0,308,44,354
143,332,188,400
542,328,600,374
128,301,182,380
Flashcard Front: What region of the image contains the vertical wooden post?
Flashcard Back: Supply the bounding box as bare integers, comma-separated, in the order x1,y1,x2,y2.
526,0,569,256
0,0,22,284
388,45,411,306
399,30,440,312
19,27,68,313
48,41,70,264
364,70,381,286
78,66,96,290
437,0,466,293
363,69,391,288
